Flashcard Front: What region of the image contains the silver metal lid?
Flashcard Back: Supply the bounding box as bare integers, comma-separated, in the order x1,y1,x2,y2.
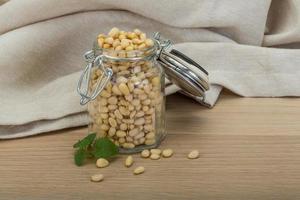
154,33,209,99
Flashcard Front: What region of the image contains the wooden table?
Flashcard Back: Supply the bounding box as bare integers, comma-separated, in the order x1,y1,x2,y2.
1,92,300,200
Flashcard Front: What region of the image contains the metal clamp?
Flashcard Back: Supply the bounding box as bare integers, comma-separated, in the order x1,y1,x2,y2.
153,32,171,59
77,50,113,105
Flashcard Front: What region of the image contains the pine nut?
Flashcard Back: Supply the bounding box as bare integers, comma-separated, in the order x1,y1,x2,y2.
134,132,145,140
100,90,111,98
145,139,155,145
126,136,134,142
119,137,126,144
100,98,108,106
135,111,144,117
150,149,161,155
108,117,117,128
112,85,122,95
121,39,131,48
130,110,136,119
146,132,155,139
122,143,135,149
129,128,139,137
108,27,119,37
100,107,108,113
144,124,153,132
105,37,114,44
118,83,130,95
134,118,145,125
162,149,173,158
140,33,146,40
133,166,145,175
108,104,117,111
139,137,145,144
132,99,140,106
100,124,109,131
116,130,126,138
91,174,104,182
119,106,130,116
150,153,160,160
116,76,128,84
141,149,150,158
108,96,118,104
114,109,123,120
188,150,199,159
120,123,127,131
151,77,160,86
108,127,116,137
125,155,134,167
100,113,108,119
96,158,109,168
134,29,141,35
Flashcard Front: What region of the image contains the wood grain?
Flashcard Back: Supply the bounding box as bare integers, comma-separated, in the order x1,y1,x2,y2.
1,92,300,200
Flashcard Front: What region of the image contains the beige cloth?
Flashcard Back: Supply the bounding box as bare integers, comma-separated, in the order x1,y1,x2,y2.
0,0,300,139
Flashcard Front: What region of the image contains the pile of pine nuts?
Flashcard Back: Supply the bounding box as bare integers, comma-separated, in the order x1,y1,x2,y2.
88,28,164,149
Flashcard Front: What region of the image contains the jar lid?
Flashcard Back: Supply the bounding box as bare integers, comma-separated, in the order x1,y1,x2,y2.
154,34,209,99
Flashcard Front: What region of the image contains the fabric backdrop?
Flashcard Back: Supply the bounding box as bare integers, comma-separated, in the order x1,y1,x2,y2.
0,0,300,139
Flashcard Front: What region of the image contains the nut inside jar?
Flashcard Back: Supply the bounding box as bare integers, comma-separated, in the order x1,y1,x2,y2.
87,28,165,152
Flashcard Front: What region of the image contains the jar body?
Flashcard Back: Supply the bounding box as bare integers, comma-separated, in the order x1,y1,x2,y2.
87,56,165,153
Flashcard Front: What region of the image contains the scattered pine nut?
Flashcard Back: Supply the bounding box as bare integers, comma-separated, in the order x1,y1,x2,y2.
162,149,173,158
150,149,161,155
141,149,150,158
150,153,160,160
96,158,109,168
125,155,134,167
91,174,104,182
133,166,145,175
188,150,199,159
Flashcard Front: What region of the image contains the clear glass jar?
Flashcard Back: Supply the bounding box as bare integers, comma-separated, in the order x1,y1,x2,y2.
78,32,209,153
81,41,165,153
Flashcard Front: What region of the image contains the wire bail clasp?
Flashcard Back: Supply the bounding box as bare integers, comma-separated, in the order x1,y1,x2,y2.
153,32,172,58
77,50,113,105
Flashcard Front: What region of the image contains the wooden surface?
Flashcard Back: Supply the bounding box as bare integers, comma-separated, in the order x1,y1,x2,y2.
1,92,300,200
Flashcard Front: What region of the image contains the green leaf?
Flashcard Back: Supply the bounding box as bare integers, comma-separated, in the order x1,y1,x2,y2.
92,138,119,159
73,133,96,149
73,135,119,167
74,148,86,166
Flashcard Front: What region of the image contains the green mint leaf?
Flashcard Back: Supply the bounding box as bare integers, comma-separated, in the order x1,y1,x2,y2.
74,148,86,166
73,133,96,149
92,137,119,159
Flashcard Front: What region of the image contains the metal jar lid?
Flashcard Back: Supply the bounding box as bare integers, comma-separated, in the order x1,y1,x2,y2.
154,33,209,99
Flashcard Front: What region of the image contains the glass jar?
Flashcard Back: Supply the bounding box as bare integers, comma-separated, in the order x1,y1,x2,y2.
78,35,166,153
78,32,209,153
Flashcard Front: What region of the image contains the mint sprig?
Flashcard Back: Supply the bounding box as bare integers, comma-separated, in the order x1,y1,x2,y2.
73,133,118,166
74,148,87,166
73,133,96,149
92,138,119,159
